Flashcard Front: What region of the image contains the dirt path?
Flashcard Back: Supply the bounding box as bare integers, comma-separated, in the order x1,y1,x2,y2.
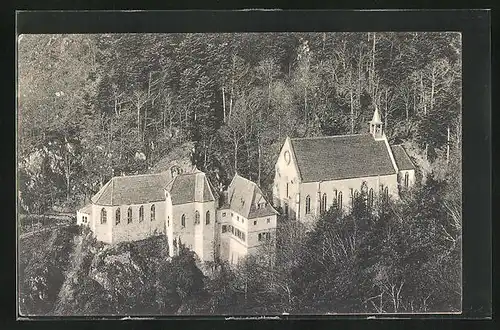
19,224,68,239
53,234,84,314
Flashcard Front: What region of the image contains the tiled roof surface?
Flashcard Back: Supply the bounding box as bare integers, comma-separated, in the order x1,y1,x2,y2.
227,174,278,219
391,145,415,171
290,134,396,182
91,173,170,206
166,171,215,205
78,204,92,214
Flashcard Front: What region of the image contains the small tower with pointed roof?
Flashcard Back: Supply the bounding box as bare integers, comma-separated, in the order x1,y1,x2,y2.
369,106,384,140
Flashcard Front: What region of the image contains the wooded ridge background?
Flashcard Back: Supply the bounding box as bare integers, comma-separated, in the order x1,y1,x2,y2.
17,32,461,215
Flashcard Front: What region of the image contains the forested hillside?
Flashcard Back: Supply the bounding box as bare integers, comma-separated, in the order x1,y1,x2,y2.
17,32,461,213
19,172,461,315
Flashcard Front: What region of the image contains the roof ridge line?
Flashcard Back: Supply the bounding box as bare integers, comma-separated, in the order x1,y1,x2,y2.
112,171,168,180
290,133,366,140
176,170,205,178
234,173,257,187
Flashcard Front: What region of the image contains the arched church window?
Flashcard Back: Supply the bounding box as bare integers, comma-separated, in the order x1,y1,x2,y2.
127,207,132,223
139,206,144,222
305,195,311,214
151,204,155,221
181,214,186,228
115,208,121,225
195,210,200,225
384,187,389,203
206,211,210,225
404,172,409,187
101,208,107,224
321,193,327,214
337,192,343,210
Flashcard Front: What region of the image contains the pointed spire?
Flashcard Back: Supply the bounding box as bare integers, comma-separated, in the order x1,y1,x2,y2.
369,106,384,140
371,106,382,124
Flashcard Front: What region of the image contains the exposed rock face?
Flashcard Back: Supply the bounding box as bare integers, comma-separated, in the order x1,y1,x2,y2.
150,142,195,179
88,243,150,292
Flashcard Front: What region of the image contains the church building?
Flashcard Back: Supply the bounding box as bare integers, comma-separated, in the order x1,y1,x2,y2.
272,108,416,224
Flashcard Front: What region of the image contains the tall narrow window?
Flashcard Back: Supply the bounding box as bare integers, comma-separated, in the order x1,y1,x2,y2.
305,195,311,214
286,182,289,197
139,206,144,222
115,208,121,225
151,204,155,221
337,192,343,209
284,203,288,216
181,214,186,228
195,210,200,225
127,207,132,224
404,172,409,187
368,188,374,208
100,208,107,224
321,193,327,213
205,211,210,225
384,187,389,203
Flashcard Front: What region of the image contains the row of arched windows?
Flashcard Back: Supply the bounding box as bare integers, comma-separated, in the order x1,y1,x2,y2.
100,205,156,225
303,185,394,215
180,211,211,228
305,191,343,214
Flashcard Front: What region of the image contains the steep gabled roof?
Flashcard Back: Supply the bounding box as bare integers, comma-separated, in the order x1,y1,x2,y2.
91,172,170,206
165,170,215,205
227,174,278,219
289,134,396,183
391,145,416,171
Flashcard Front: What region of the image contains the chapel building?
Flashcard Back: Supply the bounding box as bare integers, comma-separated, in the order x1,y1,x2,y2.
76,168,277,266
272,108,416,224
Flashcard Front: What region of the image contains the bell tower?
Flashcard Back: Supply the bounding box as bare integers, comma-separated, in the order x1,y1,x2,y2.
369,107,384,140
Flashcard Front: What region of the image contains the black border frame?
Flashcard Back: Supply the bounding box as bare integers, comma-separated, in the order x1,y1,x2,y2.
9,9,491,325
